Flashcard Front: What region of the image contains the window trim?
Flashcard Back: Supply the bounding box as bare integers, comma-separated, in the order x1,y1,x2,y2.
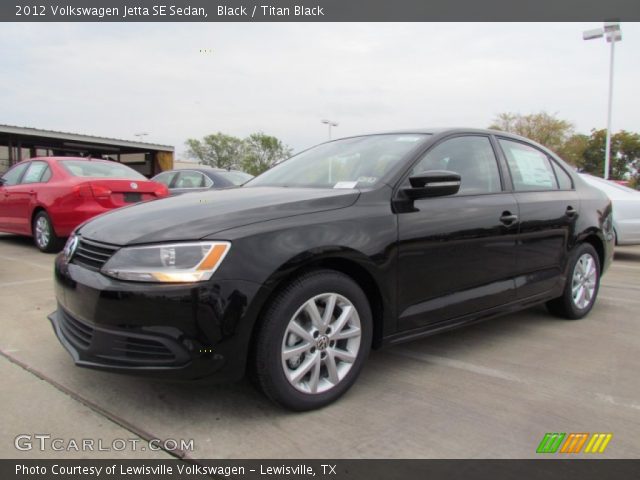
395,133,507,199
549,158,575,191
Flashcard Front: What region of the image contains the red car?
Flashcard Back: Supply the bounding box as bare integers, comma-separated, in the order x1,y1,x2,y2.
0,157,169,252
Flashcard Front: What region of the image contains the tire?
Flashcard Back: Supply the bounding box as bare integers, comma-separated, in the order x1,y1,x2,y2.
32,211,64,253
254,269,372,411
546,243,601,320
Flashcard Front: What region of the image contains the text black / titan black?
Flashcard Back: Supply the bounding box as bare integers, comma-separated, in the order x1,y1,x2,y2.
49,128,614,410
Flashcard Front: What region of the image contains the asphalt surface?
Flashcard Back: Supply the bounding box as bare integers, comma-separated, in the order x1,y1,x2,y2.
1,233,639,459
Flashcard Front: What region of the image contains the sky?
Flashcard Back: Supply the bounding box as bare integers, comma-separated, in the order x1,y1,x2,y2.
1,22,638,159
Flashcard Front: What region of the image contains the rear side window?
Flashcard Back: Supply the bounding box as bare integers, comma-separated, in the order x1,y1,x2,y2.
499,139,558,191
22,161,50,184
61,160,146,180
412,136,502,195
152,171,178,187
175,171,212,188
550,161,573,190
1,162,29,186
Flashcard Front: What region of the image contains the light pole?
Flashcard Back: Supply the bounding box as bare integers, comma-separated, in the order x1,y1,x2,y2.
321,119,338,140
583,22,622,180
134,132,149,141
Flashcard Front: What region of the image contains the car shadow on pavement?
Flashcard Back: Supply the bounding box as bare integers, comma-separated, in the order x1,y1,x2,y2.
68,305,552,422
614,249,640,262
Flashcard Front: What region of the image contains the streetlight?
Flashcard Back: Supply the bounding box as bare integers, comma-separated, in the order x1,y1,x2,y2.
321,119,339,140
134,132,149,140
583,22,622,180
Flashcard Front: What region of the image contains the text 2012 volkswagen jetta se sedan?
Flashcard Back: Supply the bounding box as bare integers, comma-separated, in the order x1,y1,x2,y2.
50,128,614,410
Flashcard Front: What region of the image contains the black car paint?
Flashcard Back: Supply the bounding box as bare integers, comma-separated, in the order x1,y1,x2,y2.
49,129,614,382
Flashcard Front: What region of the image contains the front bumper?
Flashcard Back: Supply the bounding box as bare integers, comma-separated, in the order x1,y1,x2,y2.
51,252,264,382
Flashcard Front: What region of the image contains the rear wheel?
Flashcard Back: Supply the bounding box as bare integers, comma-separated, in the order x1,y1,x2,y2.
547,243,600,319
255,270,372,411
32,211,64,253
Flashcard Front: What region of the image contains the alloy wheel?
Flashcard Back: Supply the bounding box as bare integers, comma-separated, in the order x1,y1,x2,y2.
571,253,597,310
281,293,362,394
35,216,50,249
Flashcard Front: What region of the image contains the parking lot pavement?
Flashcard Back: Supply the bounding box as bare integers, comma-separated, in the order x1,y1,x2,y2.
1,232,639,459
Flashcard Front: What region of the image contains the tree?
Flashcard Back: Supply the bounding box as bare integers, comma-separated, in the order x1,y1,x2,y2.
578,129,640,180
241,133,292,176
489,111,574,155
185,133,244,170
556,133,589,166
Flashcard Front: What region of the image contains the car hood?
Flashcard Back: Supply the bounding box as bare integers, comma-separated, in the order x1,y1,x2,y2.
78,186,360,245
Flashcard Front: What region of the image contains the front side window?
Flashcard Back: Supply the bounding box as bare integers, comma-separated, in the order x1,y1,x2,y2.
412,136,502,195
247,134,428,189
499,139,558,191
1,162,29,186
61,160,146,180
21,161,49,184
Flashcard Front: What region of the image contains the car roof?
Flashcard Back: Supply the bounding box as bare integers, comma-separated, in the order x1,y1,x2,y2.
334,127,546,145
27,156,114,163
160,167,246,174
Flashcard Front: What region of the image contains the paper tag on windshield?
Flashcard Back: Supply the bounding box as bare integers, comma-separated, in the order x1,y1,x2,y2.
334,181,358,189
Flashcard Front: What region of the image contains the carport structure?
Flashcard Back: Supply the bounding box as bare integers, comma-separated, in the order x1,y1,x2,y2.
0,124,174,178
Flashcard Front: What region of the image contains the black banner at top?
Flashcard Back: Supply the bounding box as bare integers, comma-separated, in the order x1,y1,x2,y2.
3,0,640,22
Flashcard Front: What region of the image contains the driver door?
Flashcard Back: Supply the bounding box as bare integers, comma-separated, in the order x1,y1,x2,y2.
396,135,519,331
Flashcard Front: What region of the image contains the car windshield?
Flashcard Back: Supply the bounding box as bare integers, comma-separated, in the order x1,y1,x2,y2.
246,134,428,189
219,171,254,185
61,160,146,180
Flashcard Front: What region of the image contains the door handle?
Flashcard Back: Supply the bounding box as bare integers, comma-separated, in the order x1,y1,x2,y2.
565,206,577,218
500,211,518,226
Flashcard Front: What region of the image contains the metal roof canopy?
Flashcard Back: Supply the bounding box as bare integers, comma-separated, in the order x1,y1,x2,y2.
0,124,174,153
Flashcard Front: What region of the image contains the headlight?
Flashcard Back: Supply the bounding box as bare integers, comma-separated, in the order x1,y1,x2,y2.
101,241,230,283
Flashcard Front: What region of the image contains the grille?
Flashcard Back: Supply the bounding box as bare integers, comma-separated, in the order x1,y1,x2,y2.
59,310,94,349
71,237,118,270
110,337,178,365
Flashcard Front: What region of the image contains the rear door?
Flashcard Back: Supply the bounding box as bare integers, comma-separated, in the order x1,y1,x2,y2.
496,138,579,298
396,135,519,331
8,161,51,233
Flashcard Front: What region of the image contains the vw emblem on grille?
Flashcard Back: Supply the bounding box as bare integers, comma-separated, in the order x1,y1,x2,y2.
130,182,138,190
64,235,79,260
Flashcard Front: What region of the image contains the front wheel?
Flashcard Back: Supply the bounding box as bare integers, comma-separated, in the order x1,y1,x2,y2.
255,270,372,411
547,243,601,319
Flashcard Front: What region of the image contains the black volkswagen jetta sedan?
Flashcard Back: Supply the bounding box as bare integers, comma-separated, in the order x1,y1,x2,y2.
50,128,614,410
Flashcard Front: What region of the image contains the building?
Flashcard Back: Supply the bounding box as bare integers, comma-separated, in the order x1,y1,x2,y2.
0,125,174,178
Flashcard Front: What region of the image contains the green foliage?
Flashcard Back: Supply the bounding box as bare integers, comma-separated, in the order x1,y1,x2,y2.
185,133,244,170
241,132,293,176
579,129,640,180
556,134,589,167
185,132,292,175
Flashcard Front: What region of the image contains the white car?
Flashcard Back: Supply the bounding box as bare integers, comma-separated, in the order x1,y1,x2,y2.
580,173,640,245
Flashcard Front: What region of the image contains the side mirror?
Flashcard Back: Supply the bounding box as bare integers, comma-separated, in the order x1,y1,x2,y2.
403,170,461,199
